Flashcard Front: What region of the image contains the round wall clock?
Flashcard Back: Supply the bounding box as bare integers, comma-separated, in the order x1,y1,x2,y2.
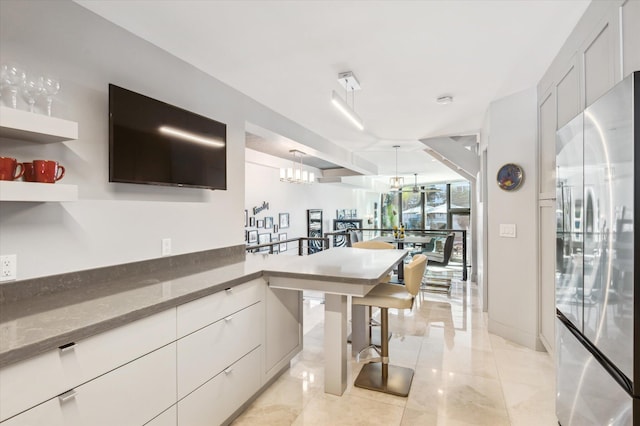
496,163,524,191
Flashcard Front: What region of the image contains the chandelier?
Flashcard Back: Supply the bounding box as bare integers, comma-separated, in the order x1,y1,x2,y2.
280,150,315,184
389,145,404,190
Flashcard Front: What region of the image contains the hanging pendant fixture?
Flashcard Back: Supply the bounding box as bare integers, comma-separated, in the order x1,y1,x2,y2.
279,150,314,184
331,71,364,130
389,145,404,190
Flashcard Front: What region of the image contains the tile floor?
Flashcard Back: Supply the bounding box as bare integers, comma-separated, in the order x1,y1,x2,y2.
233,280,556,425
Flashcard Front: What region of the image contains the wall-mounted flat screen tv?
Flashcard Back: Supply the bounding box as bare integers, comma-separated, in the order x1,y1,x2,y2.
109,84,227,190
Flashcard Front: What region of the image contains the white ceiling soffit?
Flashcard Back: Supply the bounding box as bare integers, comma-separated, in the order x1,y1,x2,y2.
76,0,590,181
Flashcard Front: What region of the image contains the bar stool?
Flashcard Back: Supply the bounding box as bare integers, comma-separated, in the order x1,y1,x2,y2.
351,241,394,350
352,254,427,397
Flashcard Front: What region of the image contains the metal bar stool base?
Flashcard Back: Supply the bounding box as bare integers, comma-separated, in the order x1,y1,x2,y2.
347,327,391,346
354,363,415,397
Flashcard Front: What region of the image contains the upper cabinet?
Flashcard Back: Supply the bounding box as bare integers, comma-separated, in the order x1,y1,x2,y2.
0,106,79,202
621,0,640,77
0,106,78,143
581,17,618,107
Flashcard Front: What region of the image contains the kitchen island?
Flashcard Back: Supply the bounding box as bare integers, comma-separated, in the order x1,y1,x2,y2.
0,246,406,424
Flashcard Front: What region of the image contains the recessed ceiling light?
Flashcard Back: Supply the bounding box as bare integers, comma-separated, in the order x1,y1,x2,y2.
436,95,453,105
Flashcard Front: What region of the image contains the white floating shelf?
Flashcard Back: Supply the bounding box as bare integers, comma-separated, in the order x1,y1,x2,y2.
0,181,78,202
0,106,78,144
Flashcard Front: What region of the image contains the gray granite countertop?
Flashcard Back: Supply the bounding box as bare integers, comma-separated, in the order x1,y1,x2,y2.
0,248,406,368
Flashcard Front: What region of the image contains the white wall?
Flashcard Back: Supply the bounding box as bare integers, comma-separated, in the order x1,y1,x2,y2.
484,87,542,350
245,149,379,252
0,0,353,280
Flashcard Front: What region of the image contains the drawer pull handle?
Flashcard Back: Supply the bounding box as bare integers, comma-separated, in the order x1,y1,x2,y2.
224,368,233,375
58,342,76,353
225,287,233,294
224,316,233,322
58,390,77,403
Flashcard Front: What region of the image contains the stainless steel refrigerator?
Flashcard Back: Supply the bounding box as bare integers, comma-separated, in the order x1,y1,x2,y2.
555,70,638,426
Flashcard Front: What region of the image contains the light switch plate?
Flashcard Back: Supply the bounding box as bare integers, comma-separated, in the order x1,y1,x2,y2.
499,224,516,238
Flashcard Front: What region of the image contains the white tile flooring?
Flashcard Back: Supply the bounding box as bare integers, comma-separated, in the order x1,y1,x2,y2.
233,281,557,425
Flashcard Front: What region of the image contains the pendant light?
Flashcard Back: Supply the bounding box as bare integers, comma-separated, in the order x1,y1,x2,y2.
331,71,364,130
389,145,404,190
280,150,314,184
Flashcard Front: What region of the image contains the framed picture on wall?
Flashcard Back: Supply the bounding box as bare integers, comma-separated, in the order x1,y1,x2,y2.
258,233,270,252
279,233,287,252
247,230,258,244
264,216,274,229
271,236,280,254
307,209,323,254
279,213,290,229
244,210,248,227
257,219,264,228
249,217,256,227
333,219,362,247
274,224,279,233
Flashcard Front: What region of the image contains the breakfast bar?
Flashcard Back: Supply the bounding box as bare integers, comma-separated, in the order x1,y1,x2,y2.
264,247,408,396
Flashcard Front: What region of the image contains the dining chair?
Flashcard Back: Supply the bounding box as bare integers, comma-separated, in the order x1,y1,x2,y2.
422,233,455,293
352,254,427,396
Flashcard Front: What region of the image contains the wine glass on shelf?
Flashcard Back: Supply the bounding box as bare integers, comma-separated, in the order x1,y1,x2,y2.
0,64,8,102
2,64,26,108
41,76,60,116
22,75,43,113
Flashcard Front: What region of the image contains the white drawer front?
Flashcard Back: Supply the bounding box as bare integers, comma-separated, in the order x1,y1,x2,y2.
177,279,263,338
177,302,262,399
145,406,176,426
177,347,261,426
0,309,176,422
2,343,176,426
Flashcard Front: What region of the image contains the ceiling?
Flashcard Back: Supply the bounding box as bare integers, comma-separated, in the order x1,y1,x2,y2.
75,0,590,185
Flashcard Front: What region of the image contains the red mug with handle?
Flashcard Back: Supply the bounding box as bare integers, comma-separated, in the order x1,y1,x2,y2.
33,160,65,183
0,157,24,181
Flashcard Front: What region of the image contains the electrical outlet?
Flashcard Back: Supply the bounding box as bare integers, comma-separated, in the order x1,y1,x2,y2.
161,238,172,256
0,255,17,282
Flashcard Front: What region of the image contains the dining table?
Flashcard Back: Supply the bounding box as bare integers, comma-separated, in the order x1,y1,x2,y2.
371,235,433,280
264,247,408,396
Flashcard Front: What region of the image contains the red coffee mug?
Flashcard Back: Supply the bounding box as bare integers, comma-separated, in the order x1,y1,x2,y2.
0,157,24,181
33,160,65,183
23,162,36,182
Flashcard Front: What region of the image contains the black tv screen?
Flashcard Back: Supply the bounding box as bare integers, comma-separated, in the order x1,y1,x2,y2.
109,84,227,190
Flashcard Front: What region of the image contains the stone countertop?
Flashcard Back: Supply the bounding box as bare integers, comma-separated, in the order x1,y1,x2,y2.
0,248,406,368
262,247,407,284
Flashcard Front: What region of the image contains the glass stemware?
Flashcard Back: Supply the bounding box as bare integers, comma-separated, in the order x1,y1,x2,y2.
22,75,43,113
3,65,26,108
41,76,60,116
0,64,7,101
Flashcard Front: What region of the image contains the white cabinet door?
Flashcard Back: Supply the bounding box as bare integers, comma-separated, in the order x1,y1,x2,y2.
621,0,640,77
264,287,302,378
177,279,262,338
177,302,262,399
2,344,176,426
145,406,177,426
538,89,556,197
0,309,176,422
177,348,260,426
556,60,580,129
539,201,556,352
582,16,618,107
